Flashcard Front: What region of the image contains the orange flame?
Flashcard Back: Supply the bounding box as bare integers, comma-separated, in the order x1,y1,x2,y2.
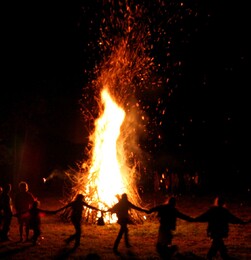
88,88,126,198
85,87,133,222
79,3,157,223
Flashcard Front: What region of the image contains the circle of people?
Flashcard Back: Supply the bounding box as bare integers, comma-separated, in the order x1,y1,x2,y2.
0,181,250,260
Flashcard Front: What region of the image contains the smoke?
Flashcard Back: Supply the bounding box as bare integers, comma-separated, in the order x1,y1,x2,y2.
43,169,67,183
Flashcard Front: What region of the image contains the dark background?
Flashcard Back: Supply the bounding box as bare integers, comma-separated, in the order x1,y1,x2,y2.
0,1,249,194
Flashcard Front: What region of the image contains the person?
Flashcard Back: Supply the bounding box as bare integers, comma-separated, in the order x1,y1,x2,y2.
193,196,250,260
13,200,56,245
0,183,13,241
55,193,102,248
147,196,193,257
108,193,148,254
14,181,36,242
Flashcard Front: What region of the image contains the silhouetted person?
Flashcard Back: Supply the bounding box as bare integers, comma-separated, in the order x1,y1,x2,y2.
55,194,101,248
108,193,148,254
27,200,55,245
14,181,35,242
0,183,13,241
148,196,193,257
193,196,250,260
14,200,55,245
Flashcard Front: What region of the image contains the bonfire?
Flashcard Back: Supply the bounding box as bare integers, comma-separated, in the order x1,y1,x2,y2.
61,2,161,224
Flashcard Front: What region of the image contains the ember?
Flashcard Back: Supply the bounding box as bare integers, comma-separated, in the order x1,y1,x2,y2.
63,2,158,224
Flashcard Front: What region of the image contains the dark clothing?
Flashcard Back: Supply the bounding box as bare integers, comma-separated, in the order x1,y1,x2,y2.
0,192,12,217
29,206,54,244
207,237,228,260
0,191,12,240
194,205,246,259
113,222,130,250
57,197,99,248
110,199,145,225
149,203,193,248
150,203,193,230
110,196,146,251
66,200,95,222
194,206,245,238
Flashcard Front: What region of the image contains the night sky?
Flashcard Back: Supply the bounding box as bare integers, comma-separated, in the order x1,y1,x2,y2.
0,1,250,193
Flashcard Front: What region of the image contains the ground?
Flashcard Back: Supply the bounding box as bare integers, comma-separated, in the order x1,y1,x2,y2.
0,193,250,259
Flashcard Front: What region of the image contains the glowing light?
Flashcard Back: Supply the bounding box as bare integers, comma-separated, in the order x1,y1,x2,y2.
77,2,160,224
87,88,126,208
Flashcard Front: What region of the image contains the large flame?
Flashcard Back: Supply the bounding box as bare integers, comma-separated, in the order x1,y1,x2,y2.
76,2,159,224
83,86,139,223
64,0,203,224
87,88,126,208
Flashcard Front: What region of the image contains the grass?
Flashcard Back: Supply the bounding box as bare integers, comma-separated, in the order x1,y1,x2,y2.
0,193,250,259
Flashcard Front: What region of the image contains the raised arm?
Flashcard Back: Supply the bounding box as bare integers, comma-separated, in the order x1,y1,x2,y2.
54,203,72,213
193,210,210,222
129,202,148,213
176,209,194,222
39,208,58,215
148,206,160,214
228,212,247,224
83,201,101,212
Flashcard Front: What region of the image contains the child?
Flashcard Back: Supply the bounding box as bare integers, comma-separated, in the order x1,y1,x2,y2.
14,200,56,245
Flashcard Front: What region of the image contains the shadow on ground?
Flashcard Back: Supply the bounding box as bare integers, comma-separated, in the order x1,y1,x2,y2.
0,241,33,259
